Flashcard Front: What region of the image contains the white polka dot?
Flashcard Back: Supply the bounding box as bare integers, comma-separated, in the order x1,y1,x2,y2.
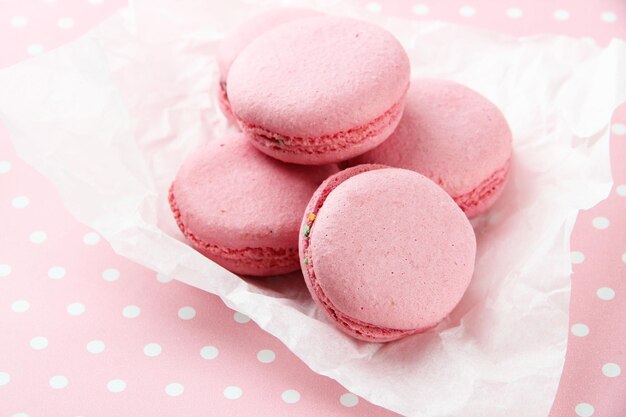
102,268,120,282
12,196,29,208
0,160,11,173
340,392,359,407
602,363,621,377
411,4,429,15
83,232,100,245
86,339,105,354
612,123,626,135
622,253,626,263
29,231,47,244
601,11,617,23
107,379,127,393
11,299,30,313
30,336,48,350
233,311,250,323
12,413,28,417
365,2,382,13
554,9,570,21
48,266,66,279
616,185,626,196
89,0,104,4
178,306,196,320
49,375,68,389
506,7,523,19
27,44,44,55
257,349,276,363
11,16,27,27
459,6,476,17
143,343,162,357
165,383,184,397
0,372,10,385
282,389,301,404
200,345,219,360
575,403,595,417
57,17,75,29
592,217,609,229
122,305,140,318
597,287,615,301
571,323,590,337
67,302,85,316
223,386,242,399
571,251,585,264
0,264,11,277
156,272,173,283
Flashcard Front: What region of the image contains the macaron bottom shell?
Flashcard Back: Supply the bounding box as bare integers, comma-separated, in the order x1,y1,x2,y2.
453,157,511,218
239,96,406,165
169,185,299,276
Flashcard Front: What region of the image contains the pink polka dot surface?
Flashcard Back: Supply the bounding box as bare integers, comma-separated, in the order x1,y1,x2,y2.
0,1,625,416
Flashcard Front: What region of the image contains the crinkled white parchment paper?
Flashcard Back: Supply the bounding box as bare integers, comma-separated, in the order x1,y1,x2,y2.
1,1,625,416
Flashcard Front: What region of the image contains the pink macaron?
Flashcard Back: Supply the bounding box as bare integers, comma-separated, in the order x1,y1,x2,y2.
216,8,322,124
227,16,410,165
300,165,476,342
349,79,513,217
169,133,338,276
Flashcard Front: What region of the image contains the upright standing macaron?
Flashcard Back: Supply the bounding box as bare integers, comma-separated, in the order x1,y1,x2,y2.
227,16,411,165
216,8,322,124
300,165,476,342
349,79,513,217
169,133,338,276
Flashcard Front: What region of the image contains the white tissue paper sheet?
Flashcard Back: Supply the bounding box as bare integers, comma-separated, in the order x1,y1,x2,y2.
1,1,625,416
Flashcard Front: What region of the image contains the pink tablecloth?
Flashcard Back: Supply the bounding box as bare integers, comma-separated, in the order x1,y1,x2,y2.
1,1,625,416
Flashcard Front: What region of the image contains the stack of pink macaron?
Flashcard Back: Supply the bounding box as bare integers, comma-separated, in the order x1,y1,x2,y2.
169,9,513,343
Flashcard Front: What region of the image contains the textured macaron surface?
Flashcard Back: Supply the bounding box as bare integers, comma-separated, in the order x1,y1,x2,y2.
170,133,337,258
227,16,410,139
216,8,322,82
349,79,512,214
302,166,476,335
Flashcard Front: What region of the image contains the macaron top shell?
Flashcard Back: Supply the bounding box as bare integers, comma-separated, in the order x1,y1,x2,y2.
350,79,512,198
217,8,322,82
172,133,337,250
227,16,410,138
304,166,476,332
